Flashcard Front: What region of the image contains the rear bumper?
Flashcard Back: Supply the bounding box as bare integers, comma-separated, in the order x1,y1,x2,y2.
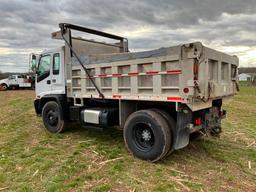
176,107,226,144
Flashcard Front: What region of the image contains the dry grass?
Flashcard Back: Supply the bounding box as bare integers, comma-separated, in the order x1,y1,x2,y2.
0,87,255,191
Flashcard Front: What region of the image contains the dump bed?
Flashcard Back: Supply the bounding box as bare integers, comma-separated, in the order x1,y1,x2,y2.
66,42,238,111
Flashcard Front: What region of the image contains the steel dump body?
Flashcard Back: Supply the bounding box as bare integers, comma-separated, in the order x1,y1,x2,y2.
66,42,238,111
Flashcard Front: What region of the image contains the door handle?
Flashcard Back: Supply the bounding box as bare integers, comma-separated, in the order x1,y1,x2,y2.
47,80,51,84
52,79,56,83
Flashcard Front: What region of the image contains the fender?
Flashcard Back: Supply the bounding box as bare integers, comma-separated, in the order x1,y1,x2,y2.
34,94,70,121
0,79,9,87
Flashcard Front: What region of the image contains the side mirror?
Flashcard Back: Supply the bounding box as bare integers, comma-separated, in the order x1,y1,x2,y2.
29,53,39,73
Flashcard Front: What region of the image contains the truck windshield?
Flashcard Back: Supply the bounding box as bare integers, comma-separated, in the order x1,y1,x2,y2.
8,75,15,80
37,55,51,82
38,55,51,76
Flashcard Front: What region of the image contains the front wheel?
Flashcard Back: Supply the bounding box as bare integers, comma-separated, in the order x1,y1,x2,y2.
0,84,8,91
124,110,171,162
42,101,66,133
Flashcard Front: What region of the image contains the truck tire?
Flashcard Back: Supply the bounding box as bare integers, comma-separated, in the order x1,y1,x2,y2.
42,101,66,133
0,83,8,91
150,109,175,155
124,110,171,162
11,85,17,90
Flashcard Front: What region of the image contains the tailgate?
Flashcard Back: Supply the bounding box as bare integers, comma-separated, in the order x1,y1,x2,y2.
181,42,239,111
198,46,239,99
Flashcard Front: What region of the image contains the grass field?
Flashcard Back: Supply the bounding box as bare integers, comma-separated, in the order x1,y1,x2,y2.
0,86,255,192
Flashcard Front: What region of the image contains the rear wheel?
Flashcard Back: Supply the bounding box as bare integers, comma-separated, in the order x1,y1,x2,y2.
11,86,16,90
42,101,66,133
124,110,171,162
150,109,175,155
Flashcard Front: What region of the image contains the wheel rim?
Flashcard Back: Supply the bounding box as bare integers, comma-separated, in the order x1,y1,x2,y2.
132,123,155,152
46,109,59,126
0,85,7,90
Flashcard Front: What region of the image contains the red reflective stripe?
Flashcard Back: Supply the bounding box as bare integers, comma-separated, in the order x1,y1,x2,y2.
98,74,107,77
167,70,182,74
146,71,159,75
112,73,122,77
128,72,139,76
84,69,181,78
112,95,121,99
167,97,184,101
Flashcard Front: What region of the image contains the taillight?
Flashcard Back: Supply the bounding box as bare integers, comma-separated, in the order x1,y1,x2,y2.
183,88,189,93
194,61,198,80
194,117,202,126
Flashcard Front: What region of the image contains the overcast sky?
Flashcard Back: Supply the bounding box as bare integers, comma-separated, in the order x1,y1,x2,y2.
0,0,255,72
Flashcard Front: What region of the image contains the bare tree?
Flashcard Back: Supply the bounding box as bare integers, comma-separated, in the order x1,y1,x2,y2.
0,70,3,80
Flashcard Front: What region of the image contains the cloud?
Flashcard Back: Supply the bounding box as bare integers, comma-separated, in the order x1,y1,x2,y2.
0,0,255,72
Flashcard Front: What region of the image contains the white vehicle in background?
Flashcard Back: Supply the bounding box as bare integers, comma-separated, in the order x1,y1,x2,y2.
0,74,35,91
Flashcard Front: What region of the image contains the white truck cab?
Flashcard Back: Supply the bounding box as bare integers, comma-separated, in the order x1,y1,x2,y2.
35,47,65,98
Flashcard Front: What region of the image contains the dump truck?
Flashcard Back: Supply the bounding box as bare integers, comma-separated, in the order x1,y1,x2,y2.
33,23,239,162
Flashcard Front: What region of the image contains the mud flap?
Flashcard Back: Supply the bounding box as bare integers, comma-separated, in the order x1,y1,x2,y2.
173,111,192,150
34,99,41,116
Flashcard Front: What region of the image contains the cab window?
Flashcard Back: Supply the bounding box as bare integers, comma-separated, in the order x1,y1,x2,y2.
53,53,60,75
37,55,51,82
8,75,15,80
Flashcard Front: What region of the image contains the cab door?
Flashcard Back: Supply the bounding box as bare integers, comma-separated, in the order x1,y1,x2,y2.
51,52,65,94
8,75,17,85
36,54,52,97
17,75,25,84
